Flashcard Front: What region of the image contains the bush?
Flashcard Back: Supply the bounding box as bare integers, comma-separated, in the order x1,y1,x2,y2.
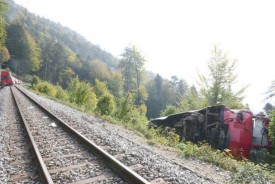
231,162,274,183
68,77,97,111
36,81,56,97
175,141,275,183
55,85,69,101
31,76,40,88
96,95,115,115
176,142,238,170
22,74,33,83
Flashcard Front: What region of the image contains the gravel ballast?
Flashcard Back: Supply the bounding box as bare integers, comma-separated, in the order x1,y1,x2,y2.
3,86,231,183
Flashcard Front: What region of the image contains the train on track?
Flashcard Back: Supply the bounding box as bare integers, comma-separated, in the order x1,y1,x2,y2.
0,71,22,87
148,105,272,159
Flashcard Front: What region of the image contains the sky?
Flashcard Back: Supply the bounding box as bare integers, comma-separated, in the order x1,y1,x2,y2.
14,0,275,112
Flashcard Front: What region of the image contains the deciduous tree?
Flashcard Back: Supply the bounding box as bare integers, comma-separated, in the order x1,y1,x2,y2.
119,46,145,95
0,0,7,48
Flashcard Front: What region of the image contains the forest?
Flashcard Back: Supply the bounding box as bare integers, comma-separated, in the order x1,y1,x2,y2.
0,0,275,182
1,0,251,118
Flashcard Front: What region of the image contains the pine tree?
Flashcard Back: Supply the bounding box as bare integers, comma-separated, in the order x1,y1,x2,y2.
198,46,246,108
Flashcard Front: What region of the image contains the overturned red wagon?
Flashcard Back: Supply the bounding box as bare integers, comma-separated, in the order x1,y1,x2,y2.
0,71,15,86
148,105,272,159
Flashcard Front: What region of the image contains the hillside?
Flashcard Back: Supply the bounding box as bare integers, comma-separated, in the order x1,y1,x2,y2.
5,0,118,80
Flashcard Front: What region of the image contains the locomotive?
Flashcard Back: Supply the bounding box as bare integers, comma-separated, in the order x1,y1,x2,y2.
0,71,16,86
148,105,272,159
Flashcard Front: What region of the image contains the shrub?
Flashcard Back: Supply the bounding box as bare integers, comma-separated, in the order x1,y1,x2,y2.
22,74,33,83
231,162,274,183
68,77,97,111
96,94,115,115
55,85,69,101
36,81,56,97
160,105,180,116
31,75,40,88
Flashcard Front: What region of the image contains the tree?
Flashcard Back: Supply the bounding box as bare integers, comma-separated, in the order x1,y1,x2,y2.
146,74,164,118
132,86,148,105
115,92,147,124
169,75,188,100
94,79,110,97
0,46,10,63
88,59,111,83
0,0,8,64
6,24,41,74
146,74,178,118
94,79,115,116
40,41,68,83
0,0,7,48
58,67,75,89
263,103,275,115
119,46,146,95
96,95,115,116
107,71,123,98
198,46,246,108
179,85,207,111
25,31,41,72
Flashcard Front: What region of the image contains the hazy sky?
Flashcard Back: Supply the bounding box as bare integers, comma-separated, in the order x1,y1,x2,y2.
14,0,275,112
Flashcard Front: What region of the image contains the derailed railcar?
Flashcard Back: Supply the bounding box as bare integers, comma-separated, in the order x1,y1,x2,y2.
148,105,272,159
0,71,15,86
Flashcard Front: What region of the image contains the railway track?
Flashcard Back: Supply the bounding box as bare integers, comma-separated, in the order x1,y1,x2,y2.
1,85,216,183
8,86,162,184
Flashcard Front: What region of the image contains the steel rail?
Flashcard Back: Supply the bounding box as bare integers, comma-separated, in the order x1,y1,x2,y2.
15,86,150,184
10,86,54,184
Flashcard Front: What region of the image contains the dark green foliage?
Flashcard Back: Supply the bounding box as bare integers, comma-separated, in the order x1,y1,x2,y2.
263,103,275,116
146,74,164,118
31,75,40,87
40,41,68,84
146,74,180,118
96,95,115,116
6,23,41,74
